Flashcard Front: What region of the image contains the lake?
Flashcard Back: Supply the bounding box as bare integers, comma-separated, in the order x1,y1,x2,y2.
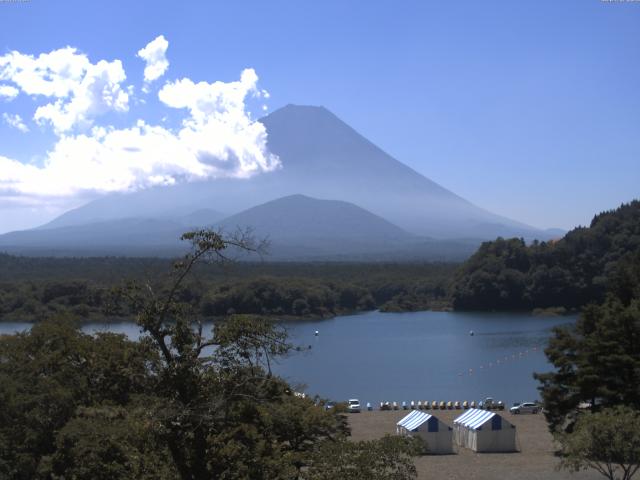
0,310,572,407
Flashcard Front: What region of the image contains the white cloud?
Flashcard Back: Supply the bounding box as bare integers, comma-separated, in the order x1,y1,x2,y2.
0,84,19,101
0,47,129,132
137,35,169,86
2,113,29,133
0,66,279,201
159,68,259,124
0,47,88,97
32,59,128,132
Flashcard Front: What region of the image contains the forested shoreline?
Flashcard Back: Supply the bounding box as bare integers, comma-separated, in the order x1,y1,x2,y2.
0,231,422,479
0,258,455,322
2,201,639,323
2,203,640,479
450,201,640,311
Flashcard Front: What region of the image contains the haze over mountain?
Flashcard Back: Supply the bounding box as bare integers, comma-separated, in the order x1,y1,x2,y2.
0,105,559,258
0,195,479,260
217,194,418,260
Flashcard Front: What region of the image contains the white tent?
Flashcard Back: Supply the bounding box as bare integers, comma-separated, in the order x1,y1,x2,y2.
396,410,453,454
453,408,516,452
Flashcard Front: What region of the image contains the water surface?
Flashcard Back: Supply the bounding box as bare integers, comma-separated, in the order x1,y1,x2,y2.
1,310,572,406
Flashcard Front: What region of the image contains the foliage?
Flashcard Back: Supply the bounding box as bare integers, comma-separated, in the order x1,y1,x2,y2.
303,435,421,480
451,201,640,311
557,406,640,480
535,251,640,432
40,405,177,480
0,317,155,479
0,257,455,322
0,229,419,479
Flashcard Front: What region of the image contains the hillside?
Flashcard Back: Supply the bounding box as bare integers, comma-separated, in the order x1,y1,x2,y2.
0,194,478,260
0,209,224,257
36,105,551,244
217,194,413,258
450,200,640,310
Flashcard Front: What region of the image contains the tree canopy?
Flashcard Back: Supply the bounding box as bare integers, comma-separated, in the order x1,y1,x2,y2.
451,201,640,311
536,250,640,432
0,229,419,479
557,406,640,480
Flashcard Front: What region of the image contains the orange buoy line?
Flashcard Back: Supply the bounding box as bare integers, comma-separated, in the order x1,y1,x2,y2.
456,345,541,377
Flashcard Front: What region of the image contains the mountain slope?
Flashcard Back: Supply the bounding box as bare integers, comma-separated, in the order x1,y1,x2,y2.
0,195,479,260
450,200,640,310
0,218,186,256
3,195,417,257
218,194,411,242
39,104,548,241
0,209,225,256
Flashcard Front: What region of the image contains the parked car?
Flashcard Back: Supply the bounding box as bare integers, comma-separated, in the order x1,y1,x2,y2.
510,402,539,414
348,399,361,413
324,401,336,411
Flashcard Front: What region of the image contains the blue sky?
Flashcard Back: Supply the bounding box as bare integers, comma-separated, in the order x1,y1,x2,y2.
0,0,638,232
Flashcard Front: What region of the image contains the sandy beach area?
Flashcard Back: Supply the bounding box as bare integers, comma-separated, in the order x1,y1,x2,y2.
348,409,602,480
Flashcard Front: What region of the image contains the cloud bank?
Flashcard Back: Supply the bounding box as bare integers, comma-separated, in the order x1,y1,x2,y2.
0,37,279,206
0,47,130,133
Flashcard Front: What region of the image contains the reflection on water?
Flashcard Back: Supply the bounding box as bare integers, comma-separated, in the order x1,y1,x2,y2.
0,310,574,406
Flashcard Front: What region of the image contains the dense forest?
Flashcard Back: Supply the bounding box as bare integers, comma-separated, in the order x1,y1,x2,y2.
0,257,454,322
2,201,639,322
0,231,421,479
536,249,640,431
450,201,640,311
532,244,640,479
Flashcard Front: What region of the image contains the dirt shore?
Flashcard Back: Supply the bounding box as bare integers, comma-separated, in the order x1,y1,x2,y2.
348,409,601,480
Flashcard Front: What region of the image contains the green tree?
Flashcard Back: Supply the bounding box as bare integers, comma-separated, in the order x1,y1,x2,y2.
303,435,421,480
557,406,640,480
39,405,176,480
119,229,350,479
451,201,640,311
536,297,640,431
0,229,422,478
0,317,153,479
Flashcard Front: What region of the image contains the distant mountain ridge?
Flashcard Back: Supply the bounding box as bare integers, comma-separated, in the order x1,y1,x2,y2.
1,104,560,258
219,194,411,242
0,195,478,260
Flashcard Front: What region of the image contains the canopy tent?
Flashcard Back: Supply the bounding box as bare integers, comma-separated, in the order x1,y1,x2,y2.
453,408,516,452
396,410,453,454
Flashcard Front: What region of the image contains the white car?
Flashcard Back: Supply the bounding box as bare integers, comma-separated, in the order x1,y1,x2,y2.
510,402,539,414
348,399,361,413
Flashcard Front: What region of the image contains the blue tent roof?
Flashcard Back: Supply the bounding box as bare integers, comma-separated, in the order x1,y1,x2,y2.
453,408,500,430
397,410,433,431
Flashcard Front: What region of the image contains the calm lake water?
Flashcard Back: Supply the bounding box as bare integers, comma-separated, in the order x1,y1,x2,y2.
0,310,573,407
